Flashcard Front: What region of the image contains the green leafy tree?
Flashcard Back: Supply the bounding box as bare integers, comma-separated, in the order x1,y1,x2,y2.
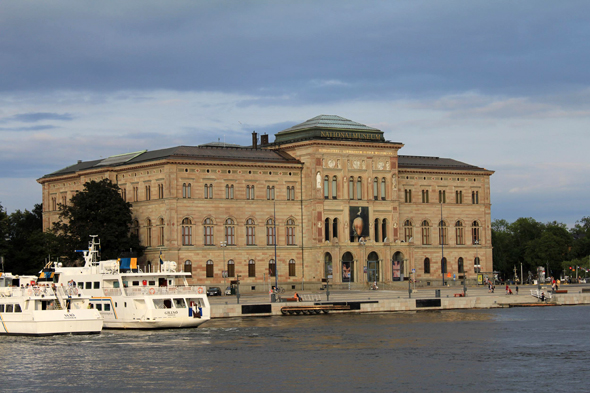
53,179,143,262
4,204,60,274
570,217,590,259
0,203,8,267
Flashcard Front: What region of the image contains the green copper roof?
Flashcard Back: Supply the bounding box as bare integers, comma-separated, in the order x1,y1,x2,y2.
274,115,385,143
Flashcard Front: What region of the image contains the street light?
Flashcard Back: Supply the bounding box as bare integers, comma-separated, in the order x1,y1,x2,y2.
405,258,411,298
359,237,366,286
220,241,227,288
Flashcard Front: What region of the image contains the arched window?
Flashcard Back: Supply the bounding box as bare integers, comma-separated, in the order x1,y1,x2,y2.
158,217,165,246
456,190,463,204
132,219,140,238
424,258,430,274
349,177,354,200
472,221,481,244
286,218,296,245
246,218,256,245
225,184,234,199
289,186,295,201
373,178,378,200
325,218,331,241
247,185,251,200
455,221,464,245
356,177,362,200
374,218,380,241
266,186,275,200
269,259,276,277
439,190,446,203
225,218,235,245
182,183,187,198
458,257,464,273
203,218,214,246
184,260,192,276
248,259,256,277
332,176,337,199
289,259,296,276
324,176,329,199
181,218,192,246
439,220,447,245
206,260,214,277
146,218,152,247
421,220,430,245
441,257,447,274
227,259,235,277
381,178,386,200
324,253,332,279
474,257,481,273
332,218,338,241
381,219,387,242
404,220,413,242
266,219,276,245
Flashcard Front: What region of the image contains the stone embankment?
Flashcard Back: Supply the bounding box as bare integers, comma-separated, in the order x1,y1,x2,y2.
208,285,590,319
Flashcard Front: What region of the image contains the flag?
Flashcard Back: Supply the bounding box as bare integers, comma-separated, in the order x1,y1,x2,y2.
159,250,164,265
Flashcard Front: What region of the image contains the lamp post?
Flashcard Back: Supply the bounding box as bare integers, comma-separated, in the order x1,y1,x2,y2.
441,203,445,286
359,238,366,286
220,240,227,288
463,273,467,296
474,239,479,284
405,258,411,298
273,200,278,292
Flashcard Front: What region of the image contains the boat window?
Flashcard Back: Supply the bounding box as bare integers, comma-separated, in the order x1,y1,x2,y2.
132,281,140,286
124,302,127,307
15,304,22,313
173,299,186,308
6,304,13,312
115,302,118,307
168,280,173,286
164,299,172,309
113,281,120,289
78,282,84,289
96,304,102,311
104,304,111,311
0,304,4,312
149,281,156,286
85,282,92,290
94,282,100,289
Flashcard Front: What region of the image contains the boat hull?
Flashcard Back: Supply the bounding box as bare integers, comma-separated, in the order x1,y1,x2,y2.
0,310,103,335
103,316,209,329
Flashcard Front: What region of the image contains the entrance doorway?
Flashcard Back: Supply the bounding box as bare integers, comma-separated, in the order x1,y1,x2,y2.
341,252,354,283
367,252,380,282
392,251,404,281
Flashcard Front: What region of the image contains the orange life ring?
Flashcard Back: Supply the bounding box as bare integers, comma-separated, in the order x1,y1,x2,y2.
149,288,156,295
197,287,204,294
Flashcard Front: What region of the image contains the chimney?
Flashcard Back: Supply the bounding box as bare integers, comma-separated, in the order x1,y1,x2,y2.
252,131,258,149
261,134,269,145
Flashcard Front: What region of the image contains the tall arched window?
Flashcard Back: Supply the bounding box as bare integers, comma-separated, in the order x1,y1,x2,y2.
204,184,213,199
227,259,235,277
439,220,447,245
246,218,256,245
203,218,214,246
158,217,165,246
181,218,192,246
269,259,276,277
332,176,337,199
381,219,387,242
133,219,140,238
146,218,152,247
248,259,256,277
349,177,354,200
325,218,331,241
184,260,192,276
225,218,235,245
206,260,214,277
356,177,362,200
332,218,338,241
373,178,378,200
441,257,447,274
421,220,430,245
472,221,481,244
381,178,386,200
266,219,276,245
424,258,431,274
455,221,464,245
374,218,380,241
458,257,464,273
225,184,234,199
324,176,329,199
404,220,413,242
289,259,296,276
286,218,296,245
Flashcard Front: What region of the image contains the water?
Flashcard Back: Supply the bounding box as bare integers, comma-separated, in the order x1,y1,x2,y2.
2,306,589,392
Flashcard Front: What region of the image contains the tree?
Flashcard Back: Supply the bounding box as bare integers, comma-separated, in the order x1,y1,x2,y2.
0,203,8,267
4,204,59,274
570,217,590,259
53,179,144,262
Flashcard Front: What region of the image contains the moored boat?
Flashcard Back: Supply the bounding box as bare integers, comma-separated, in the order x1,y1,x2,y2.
0,273,103,335
40,236,211,329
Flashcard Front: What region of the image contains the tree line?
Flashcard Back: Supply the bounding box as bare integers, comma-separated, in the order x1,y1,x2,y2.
0,179,142,275
492,217,590,282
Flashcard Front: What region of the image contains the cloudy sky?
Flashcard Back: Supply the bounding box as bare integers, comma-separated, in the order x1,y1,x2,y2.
1,1,589,226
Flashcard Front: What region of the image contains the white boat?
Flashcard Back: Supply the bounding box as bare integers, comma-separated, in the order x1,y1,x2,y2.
41,236,211,329
0,273,103,335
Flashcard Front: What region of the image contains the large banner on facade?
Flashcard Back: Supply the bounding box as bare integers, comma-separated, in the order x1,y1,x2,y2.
349,206,369,240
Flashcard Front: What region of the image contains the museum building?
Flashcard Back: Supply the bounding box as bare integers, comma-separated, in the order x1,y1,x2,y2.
39,115,494,291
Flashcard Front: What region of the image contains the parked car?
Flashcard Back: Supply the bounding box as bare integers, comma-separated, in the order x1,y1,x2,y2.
207,287,222,296
225,286,233,296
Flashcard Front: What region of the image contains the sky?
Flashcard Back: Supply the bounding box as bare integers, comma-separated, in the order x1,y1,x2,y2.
1,0,589,226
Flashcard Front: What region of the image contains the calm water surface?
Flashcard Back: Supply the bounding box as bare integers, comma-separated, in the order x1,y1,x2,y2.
2,306,589,392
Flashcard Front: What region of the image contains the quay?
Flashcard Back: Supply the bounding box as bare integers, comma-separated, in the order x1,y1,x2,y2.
207,284,590,319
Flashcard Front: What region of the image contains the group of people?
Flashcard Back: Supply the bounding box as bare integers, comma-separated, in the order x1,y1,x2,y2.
505,284,519,295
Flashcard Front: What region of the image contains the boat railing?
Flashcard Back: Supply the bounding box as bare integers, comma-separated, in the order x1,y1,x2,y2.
103,288,123,296
121,285,206,297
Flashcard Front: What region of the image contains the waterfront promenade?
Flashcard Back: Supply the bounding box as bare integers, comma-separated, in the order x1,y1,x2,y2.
207,283,590,318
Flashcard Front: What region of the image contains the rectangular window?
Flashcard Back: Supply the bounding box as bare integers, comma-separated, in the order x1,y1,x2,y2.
96,304,103,311
349,179,354,200
289,260,296,276
204,226,213,246
85,282,92,290
405,189,412,203
206,262,214,278
472,191,479,204
248,261,256,277
422,190,429,203
439,190,446,203
422,227,430,245
94,282,100,289
267,227,276,246
456,190,463,204
145,185,151,201
158,184,164,199
456,227,464,245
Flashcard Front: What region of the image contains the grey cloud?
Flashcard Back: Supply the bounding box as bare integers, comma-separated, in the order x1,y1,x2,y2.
9,112,74,123
1,1,590,101
0,125,58,132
